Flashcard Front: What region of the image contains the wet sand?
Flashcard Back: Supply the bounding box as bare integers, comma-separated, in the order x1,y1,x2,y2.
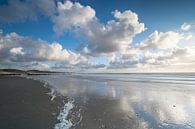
1,74,195,129
0,76,64,129
30,74,195,129
72,98,142,129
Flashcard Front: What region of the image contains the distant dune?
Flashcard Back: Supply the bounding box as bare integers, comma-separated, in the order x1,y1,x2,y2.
0,69,61,75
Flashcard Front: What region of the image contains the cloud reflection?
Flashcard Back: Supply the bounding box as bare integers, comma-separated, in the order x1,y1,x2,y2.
30,74,195,129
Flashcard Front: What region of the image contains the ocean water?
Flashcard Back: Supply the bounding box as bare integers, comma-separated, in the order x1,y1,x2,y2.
28,73,195,129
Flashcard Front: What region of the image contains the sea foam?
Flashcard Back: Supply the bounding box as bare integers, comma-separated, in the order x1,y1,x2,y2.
20,75,57,101
54,100,74,129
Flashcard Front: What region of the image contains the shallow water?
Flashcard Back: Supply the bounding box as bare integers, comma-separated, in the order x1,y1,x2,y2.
29,73,195,129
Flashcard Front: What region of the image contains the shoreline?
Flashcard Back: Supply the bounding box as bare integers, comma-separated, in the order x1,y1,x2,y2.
0,76,66,129
1,74,195,129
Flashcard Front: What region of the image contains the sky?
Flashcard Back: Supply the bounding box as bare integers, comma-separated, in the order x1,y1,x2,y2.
0,0,195,72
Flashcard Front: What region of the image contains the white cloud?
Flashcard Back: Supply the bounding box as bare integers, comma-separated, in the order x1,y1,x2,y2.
10,47,24,55
28,62,50,70
52,1,145,56
181,23,192,31
52,1,96,35
139,31,184,50
84,10,145,56
52,60,106,72
108,30,195,71
0,32,88,69
0,0,195,72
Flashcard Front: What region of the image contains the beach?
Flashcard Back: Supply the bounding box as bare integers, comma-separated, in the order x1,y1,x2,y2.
31,73,195,129
0,76,64,129
1,73,195,129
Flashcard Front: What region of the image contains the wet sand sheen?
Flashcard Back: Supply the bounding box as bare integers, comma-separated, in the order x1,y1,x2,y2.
1,74,195,129
0,76,65,129
29,74,195,129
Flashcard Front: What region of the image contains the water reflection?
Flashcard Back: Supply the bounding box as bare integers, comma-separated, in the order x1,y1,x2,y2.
30,74,195,129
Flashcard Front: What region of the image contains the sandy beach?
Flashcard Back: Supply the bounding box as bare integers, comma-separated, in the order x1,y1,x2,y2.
0,76,64,129
1,74,195,129
30,73,195,129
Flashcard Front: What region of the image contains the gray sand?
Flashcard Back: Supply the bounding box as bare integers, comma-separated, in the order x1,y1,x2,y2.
1,74,195,129
0,76,64,129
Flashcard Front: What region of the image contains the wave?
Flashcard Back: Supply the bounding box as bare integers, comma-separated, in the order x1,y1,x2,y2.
71,73,195,85
54,100,74,129
20,75,78,129
20,75,58,101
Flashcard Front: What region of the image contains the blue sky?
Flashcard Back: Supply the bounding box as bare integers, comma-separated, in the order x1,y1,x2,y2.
0,0,195,72
1,0,195,48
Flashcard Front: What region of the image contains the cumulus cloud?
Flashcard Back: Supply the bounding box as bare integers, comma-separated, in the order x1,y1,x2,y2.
52,1,145,56
84,10,145,56
1,0,145,56
139,31,184,50
26,62,50,70
0,0,56,22
0,32,89,69
108,30,195,70
0,0,195,72
109,47,195,70
52,0,96,35
53,61,106,71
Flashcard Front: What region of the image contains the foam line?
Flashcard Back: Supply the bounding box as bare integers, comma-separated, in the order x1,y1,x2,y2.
54,100,74,129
